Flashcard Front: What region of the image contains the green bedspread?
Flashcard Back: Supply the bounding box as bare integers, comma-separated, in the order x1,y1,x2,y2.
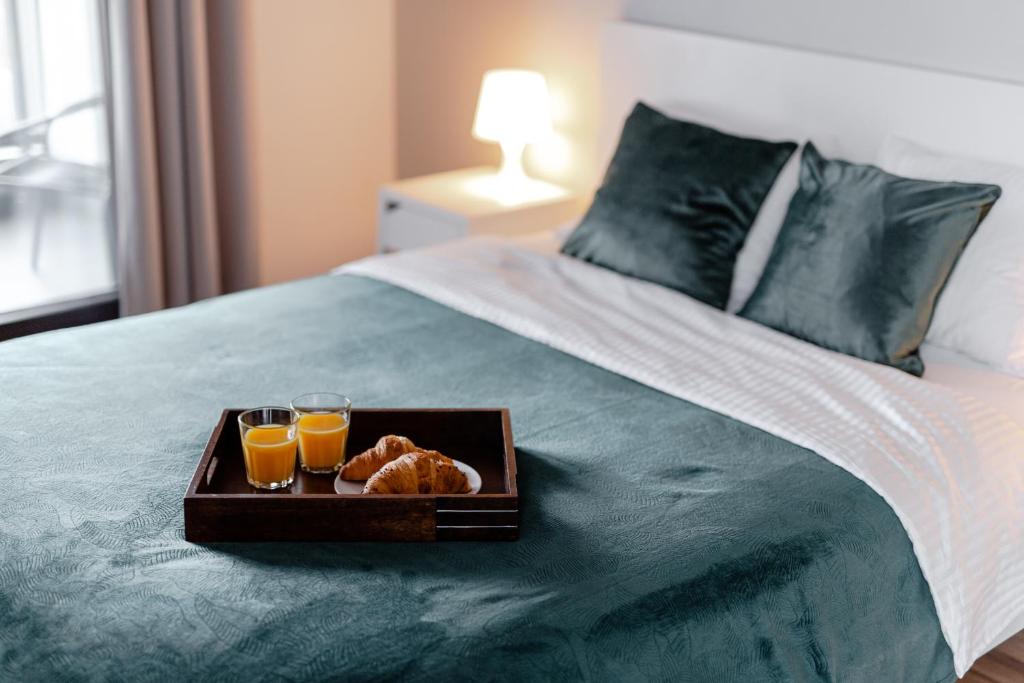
0,275,954,682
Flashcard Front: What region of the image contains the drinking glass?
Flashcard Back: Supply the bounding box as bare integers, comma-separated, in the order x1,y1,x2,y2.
238,406,299,489
290,393,351,473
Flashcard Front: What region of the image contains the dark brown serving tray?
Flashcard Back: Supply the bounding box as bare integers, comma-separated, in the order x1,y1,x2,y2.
184,408,518,542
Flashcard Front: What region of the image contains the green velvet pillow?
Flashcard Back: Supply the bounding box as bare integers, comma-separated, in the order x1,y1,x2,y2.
739,143,1001,376
561,103,797,309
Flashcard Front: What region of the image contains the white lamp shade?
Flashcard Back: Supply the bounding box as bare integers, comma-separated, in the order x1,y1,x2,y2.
472,69,553,144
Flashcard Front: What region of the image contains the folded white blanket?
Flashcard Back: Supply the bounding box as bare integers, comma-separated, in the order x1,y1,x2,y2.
339,234,1024,675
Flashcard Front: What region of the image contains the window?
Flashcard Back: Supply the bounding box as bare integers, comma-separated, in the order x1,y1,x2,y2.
0,2,17,129
0,0,116,330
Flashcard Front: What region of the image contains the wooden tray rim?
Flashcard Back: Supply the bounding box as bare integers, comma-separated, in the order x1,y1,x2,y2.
184,407,519,501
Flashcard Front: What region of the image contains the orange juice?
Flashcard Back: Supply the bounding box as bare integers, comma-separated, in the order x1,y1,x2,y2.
297,412,349,473
242,425,297,488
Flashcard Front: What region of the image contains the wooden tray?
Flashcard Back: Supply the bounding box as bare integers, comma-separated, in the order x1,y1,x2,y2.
184,408,518,542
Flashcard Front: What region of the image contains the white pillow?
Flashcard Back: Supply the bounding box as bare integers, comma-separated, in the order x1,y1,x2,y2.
727,154,799,313
651,100,803,312
877,136,1024,375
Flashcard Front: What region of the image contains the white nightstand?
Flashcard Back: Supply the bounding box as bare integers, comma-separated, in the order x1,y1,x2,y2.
378,167,582,252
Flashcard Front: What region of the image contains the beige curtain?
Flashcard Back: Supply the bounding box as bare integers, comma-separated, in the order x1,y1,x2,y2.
107,0,221,315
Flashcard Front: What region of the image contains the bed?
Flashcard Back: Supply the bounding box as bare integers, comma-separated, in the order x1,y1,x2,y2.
2,22,1023,682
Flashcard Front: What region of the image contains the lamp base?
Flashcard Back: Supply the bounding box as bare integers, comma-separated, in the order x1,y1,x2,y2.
497,140,529,185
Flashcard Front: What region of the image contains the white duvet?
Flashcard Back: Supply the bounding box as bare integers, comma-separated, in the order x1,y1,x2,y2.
339,233,1024,675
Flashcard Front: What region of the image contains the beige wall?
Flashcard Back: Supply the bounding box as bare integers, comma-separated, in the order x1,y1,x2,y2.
207,0,1024,291
396,0,622,195
396,0,1024,197
209,0,395,290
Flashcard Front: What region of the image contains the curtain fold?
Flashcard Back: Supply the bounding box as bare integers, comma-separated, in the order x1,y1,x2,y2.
107,0,222,315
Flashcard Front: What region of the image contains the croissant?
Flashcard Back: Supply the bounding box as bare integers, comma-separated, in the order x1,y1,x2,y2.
339,435,418,480
411,449,453,465
363,452,470,494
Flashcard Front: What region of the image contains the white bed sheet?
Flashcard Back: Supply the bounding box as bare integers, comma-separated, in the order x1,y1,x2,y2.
923,344,1024,427
547,229,1024,425
338,232,1024,675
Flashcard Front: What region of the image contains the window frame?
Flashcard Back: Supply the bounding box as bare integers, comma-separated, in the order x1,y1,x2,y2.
0,0,118,337
0,291,117,341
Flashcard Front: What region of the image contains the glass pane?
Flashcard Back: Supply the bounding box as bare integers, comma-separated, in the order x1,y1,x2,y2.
0,0,115,319
0,2,16,129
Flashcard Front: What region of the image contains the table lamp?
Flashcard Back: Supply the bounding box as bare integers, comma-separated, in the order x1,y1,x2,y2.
472,69,553,185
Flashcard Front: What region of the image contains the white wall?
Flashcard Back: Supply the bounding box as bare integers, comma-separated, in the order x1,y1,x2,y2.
625,0,1024,85
396,0,1024,195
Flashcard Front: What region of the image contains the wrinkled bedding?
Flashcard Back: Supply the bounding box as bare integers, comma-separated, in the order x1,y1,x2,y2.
0,271,957,681
344,234,1024,675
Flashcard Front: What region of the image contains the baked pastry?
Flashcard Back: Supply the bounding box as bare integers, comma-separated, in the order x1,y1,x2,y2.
363,451,470,494
339,435,418,481
406,449,454,467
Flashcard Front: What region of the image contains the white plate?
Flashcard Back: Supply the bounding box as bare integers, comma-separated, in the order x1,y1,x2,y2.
333,458,482,495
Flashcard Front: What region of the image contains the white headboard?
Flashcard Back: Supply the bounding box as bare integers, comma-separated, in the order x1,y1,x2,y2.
599,21,1024,173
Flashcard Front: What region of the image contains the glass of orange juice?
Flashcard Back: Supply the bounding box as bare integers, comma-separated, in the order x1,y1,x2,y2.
291,392,351,474
238,407,299,489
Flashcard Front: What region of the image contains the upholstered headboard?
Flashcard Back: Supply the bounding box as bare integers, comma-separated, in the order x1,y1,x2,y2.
599,21,1024,171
